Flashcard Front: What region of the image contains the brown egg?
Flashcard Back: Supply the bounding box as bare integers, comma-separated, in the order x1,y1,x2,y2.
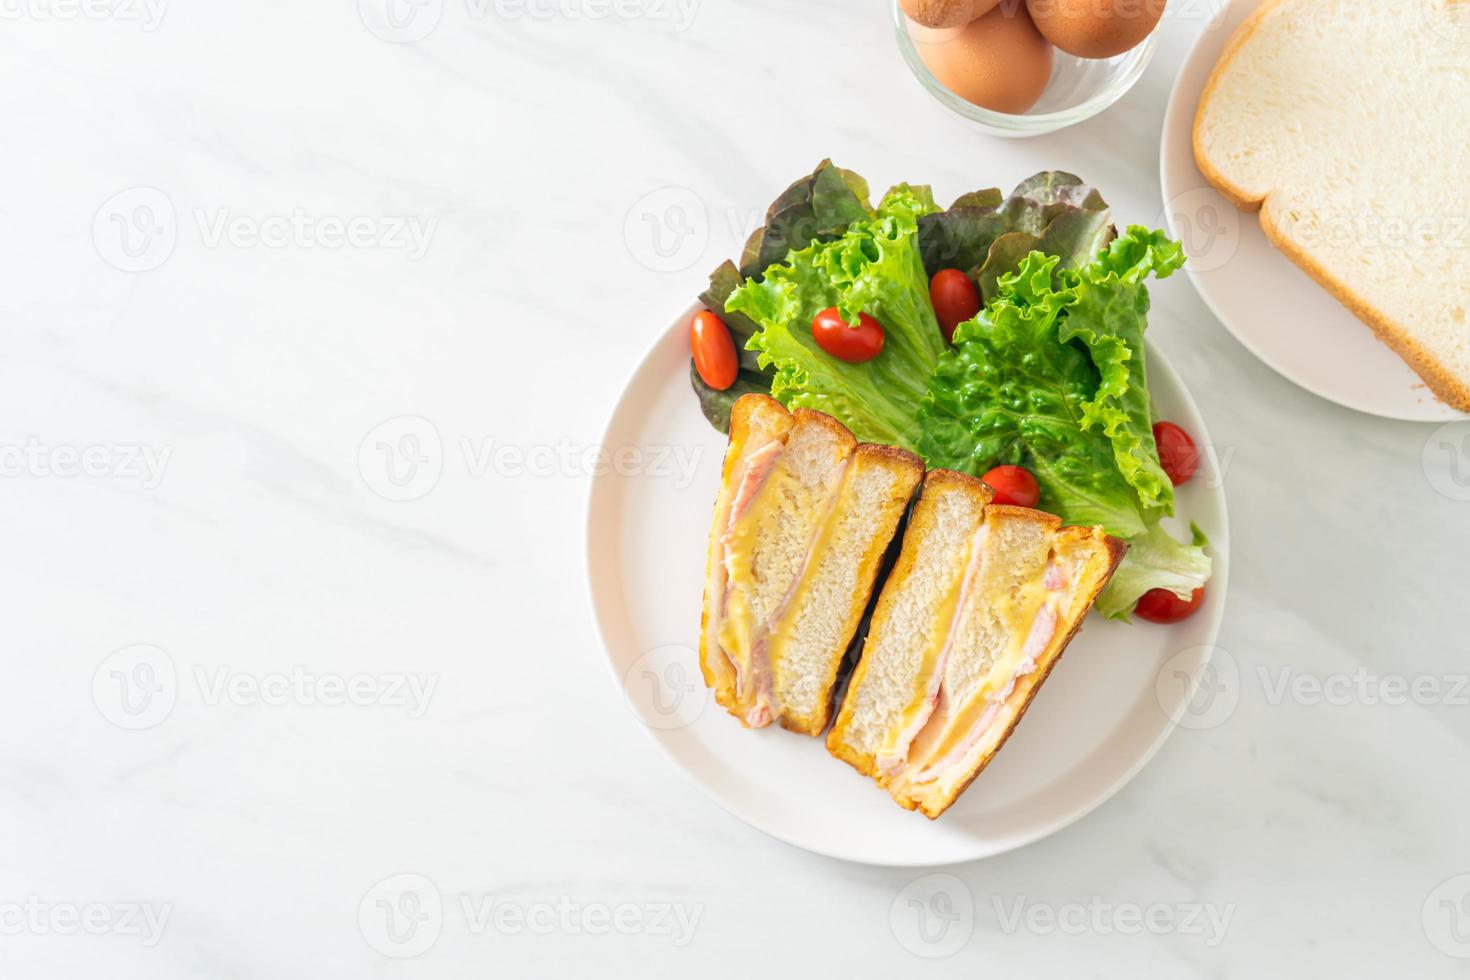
901,0,1001,29
916,1,1054,115
1025,0,1165,59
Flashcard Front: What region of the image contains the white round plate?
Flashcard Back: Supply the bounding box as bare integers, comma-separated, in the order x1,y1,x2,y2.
586,304,1231,866
1159,0,1466,422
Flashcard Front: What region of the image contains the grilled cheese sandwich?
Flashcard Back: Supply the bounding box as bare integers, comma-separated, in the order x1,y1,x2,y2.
700,394,923,734
827,468,1125,818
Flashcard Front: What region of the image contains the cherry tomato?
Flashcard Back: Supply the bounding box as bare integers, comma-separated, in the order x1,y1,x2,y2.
811,307,885,364
1153,421,1199,486
1135,586,1206,624
980,465,1040,508
690,310,738,390
930,269,981,343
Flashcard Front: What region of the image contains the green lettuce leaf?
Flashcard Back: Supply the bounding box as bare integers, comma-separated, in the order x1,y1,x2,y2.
1058,229,1186,518
691,160,876,433
916,252,1150,537
1096,523,1214,621
727,186,947,449
916,228,1211,619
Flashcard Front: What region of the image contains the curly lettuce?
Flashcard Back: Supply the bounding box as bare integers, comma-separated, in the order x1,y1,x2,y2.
725,186,947,448
691,160,874,433
917,227,1209,619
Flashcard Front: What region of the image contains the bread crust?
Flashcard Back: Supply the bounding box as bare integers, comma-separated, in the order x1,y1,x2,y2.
1191,0,1470,411
789,406,857,456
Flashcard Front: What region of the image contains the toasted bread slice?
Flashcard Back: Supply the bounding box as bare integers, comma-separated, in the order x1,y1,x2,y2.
701,394,922,732
1192,0,1470,410
827,469,993,775
828,470,1125,818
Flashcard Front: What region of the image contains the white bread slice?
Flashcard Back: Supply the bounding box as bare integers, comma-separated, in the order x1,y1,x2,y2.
828,470,1125,819
700,394,922,733
1193,0,1470,411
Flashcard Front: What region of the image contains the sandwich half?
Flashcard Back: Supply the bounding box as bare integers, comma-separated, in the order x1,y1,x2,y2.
827,468,1125,818
700,394,923,734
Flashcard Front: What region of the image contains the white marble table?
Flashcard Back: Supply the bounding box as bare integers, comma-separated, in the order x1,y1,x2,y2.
3,1,1468,976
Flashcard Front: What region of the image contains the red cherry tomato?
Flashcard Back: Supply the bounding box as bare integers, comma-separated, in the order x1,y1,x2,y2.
1153,421,1199,486
1135,586,1206,624
690,310,738,390
980,465,1040,508
930,269,981,343
811,307,885,364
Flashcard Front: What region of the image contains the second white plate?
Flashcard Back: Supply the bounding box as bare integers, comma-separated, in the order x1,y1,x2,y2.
1159,0,1466,422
